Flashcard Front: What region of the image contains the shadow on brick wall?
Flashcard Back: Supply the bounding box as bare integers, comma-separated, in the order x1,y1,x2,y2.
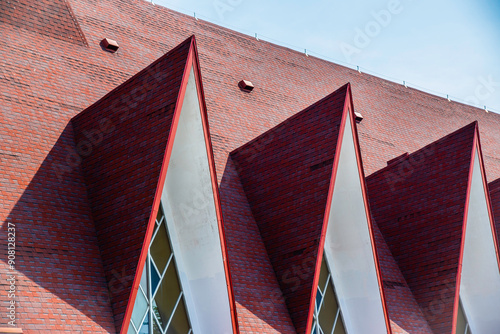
219,156,297,333
3,123,116,332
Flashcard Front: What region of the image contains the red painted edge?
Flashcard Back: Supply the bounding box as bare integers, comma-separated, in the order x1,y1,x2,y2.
346,85,392,334
304,86,349,334
475,126,500,270
452,122,478,334
190,36,240,334
119,37,195,334
305,84,391,333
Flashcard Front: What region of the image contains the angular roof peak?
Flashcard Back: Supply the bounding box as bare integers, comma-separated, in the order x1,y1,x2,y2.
72,35,193,332
72,35,237,333
366,121,496,333
232,83,389,333
231,85,349,332
456,133,500,333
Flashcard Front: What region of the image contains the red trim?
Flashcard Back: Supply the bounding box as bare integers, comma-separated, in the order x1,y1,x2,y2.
346,85,392,334
120,36,239,334
475,126,500,271
453,123,477,334
119,38,195,334
190,37,239,334
453,124,500,334
304,88,349,334
305,84,392,333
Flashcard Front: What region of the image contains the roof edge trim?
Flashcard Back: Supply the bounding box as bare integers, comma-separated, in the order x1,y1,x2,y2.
346,85,392,334
119,36,196,334
474,126,500,271
452,122,500,334
230,83,350,158
305,84,391,334
305,85,349,334
119,35,238,334
452,123,476,334
190,36,240,334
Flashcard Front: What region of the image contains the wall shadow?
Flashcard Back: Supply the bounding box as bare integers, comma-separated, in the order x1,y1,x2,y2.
219,156,297,333
2,123,116,332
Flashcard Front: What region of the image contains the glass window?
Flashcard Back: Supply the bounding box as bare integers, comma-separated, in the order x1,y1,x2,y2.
311,253,346,334
129,204,192,334
456,299,472,334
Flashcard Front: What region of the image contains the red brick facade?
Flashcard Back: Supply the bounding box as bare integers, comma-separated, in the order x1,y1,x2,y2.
1,0,500,333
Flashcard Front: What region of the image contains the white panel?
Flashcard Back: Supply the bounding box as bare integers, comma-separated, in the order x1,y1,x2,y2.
323,113,388,334
161,67,233,334
460,147,500,333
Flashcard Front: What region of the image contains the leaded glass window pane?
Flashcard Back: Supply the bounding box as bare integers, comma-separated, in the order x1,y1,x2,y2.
318,259,329,292
150,260,161,295
311,254,346,334
151,223,172,274
129,203,192,334
131,287,148,329
456,299,472,334
156,206,164,225
139,312,150,334
140,264,148,292
154,264,182,330
166,298,190,334
333,317,346,334
316,287,323,311
318,282,337,333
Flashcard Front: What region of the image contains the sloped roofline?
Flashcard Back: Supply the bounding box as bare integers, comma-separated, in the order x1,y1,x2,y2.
368,122,478,182
306,84,392,334
490,177,500,188
233,83,349,154
452,123,500,333
120,35,238,334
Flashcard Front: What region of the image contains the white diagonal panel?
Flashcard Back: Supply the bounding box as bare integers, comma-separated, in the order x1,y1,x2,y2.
460,147,500,333
161,66,233,334
323,111,388,334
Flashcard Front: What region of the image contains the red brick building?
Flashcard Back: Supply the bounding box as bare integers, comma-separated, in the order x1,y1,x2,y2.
1,0,500,333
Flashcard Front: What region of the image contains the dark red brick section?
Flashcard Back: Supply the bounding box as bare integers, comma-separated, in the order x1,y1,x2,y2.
72,37,192,332
231,85,348,333
219,158,297,333
367,122,477,334
372,222,434,333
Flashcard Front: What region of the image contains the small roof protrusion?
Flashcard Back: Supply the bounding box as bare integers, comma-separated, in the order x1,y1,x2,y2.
354,111,364,123
238,80,254,92
101,38,119,53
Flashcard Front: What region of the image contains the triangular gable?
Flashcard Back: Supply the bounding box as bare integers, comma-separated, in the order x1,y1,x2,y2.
72,36,237,334
366,122,477,333
314,87,389,334
231,84,389,333
455,127,500,333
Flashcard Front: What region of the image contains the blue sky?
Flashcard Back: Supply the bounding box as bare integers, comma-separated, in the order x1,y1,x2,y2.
155,0,500,112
